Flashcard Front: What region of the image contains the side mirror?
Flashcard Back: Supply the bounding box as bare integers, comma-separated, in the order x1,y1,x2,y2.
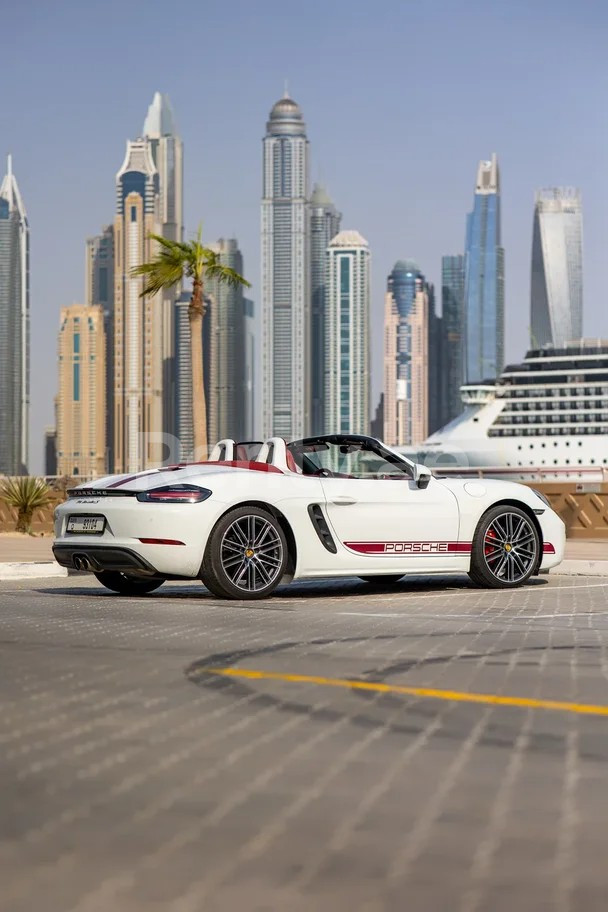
414,464,432,489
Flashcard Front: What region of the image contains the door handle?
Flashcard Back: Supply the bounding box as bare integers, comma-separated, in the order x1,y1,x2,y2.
331,496,357,505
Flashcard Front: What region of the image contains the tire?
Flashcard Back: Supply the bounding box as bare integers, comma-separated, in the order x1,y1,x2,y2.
94,571,165,595
468,505,539,589
358,575,404,585
201,505,289,600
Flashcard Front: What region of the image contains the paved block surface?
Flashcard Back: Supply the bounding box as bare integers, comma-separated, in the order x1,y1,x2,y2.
2,572,608,911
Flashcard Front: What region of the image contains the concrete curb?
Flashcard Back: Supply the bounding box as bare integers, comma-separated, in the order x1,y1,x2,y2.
0,562,68,581
550,559,608,577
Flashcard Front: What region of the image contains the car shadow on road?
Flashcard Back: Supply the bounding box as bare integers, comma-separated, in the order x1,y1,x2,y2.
36,573,548,604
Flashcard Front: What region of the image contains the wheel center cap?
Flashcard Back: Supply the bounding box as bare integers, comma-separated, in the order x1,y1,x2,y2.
245,548,255,558
504,543,512,552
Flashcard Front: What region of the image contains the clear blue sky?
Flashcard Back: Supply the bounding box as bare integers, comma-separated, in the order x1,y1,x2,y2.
2,0,607,471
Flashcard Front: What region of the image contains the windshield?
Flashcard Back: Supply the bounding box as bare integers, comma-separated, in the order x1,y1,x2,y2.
287,437,413,479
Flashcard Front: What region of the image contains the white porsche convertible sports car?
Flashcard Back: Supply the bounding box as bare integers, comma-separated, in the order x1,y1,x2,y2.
53,434,565,599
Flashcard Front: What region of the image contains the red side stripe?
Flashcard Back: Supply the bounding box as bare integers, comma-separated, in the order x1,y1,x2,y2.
344,541,472,555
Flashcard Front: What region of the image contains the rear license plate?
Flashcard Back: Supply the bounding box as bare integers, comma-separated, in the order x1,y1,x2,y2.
67,515,105,534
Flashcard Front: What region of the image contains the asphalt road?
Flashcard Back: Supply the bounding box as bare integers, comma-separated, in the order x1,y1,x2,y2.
2,572,608,912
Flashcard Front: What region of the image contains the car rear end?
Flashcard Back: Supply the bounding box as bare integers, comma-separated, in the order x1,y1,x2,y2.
52,472,226,580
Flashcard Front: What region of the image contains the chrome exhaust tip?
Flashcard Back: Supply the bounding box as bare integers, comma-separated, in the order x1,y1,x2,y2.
73,554,90,571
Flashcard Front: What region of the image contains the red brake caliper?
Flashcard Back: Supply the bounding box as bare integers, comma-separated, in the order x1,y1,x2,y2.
485,528,497,557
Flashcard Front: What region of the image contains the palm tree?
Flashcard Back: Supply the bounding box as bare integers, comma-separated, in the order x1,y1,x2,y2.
132,227,250,458
0,477,52,534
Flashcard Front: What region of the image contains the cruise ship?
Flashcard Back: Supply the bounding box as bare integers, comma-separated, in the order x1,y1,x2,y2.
398,341,608,481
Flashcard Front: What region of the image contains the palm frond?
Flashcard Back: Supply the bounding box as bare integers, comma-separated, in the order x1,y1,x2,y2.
129,227,250,296
0,476,52,510
132,258,185,297
204,261,252,289
147,233,192,258
131,233,196,297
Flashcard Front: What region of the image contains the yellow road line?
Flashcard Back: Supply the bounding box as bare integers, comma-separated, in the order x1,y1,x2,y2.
199,666,608,718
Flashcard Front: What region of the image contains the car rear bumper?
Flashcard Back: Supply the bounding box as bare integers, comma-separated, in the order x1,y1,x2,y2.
53,544,161,576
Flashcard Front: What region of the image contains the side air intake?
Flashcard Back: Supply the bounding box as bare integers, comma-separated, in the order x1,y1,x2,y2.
308,504,337,554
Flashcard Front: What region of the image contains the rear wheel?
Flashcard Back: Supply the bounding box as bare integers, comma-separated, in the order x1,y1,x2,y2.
358,575,404,585
468,505,539,589
94,571,165,595
201,506,289,600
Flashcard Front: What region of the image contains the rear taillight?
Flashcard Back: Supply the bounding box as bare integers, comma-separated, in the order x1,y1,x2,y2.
136,485,211,504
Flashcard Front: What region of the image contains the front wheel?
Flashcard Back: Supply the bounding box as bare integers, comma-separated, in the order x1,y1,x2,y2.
94,571,165,595
468,505,539,589
201,506,289,599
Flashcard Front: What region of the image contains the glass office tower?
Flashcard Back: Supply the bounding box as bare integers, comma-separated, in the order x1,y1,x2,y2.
530,188,583,348
464,154,504,383
0,156,29,474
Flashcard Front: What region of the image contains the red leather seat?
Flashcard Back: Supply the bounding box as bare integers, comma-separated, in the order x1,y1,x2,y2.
285,449,300,473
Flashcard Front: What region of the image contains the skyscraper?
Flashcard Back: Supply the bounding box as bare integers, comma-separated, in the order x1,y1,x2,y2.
86,226,114,468
205,238,248,444
383,262,444,446
530,188,583,348
310,183,341,434
441,254,465,421
85,226,114,314
174,292,195,461
56,304,106,478
261,92,310,439
113,139,162,472
243,297,256,439
409,286,431,446
426,284,445,438
325,231,370,435
382,260,423,446
0,156,29,475
142,93,183,244
464,153,504,383
142,92,184,438
44,426,57,476
383,290,403,445
370,394,384,440
174,290,213,461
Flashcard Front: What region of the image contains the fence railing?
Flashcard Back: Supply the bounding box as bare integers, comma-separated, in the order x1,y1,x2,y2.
432,466,608,483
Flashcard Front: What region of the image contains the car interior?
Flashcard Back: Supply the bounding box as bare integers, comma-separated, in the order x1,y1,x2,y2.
207,437,414,480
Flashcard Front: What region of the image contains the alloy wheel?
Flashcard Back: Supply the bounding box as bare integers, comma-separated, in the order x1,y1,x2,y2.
482,512,538,583
220,514,284,593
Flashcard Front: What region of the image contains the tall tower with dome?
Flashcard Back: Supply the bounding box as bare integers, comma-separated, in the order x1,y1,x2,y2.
261,92,310,439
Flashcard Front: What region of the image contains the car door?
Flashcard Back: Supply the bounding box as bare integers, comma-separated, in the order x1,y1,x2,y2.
319,447,461,572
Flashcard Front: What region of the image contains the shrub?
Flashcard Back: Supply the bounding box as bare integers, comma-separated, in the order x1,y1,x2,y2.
0,477,53,534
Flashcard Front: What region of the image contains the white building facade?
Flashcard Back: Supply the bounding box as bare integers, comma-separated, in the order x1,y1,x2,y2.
325,231,370,435
113,140,162,472
530,187,583,348
261,93,310,439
